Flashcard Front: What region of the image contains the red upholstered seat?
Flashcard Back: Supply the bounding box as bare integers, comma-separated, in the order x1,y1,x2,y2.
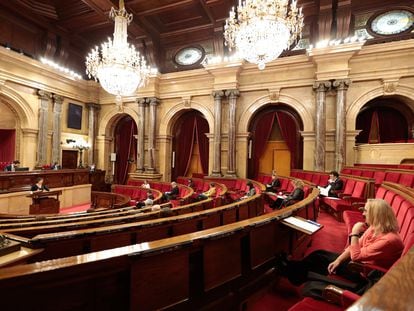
391,195,405,216
311,174,321,185
361,170,375,178
375,187,388,200
280,178,290,191
288,297,344,311
399,174,414,187
304,173,313,181
384,172,401,183
343,210,364,235
338,179,356,198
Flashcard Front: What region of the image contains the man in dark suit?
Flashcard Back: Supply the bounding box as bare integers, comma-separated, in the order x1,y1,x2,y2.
4,160,20,172
266,173,281,193
323,171,344,197
163,182,179,201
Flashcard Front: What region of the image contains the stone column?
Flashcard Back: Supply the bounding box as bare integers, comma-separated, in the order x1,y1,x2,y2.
146,97,159,173
136,98,146,172
87,103,100,166
36,90,51,166
211,91,224,177
51,95,63,164
333,79,350,171
225,89,239,177
312,81,331,171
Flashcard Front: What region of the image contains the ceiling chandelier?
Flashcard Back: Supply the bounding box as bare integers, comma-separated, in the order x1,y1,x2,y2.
85,0,150,109
224,0,304,70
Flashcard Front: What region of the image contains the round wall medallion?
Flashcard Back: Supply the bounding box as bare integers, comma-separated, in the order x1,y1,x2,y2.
174,46,205,66
369,9,414,36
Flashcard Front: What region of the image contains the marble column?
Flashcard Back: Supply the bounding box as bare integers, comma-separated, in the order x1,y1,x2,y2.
51,95,63,164
211,91,224,177
146,97,159,173
136,98,146,172
36,90,51,166
333,79,350,171
312,81,331,171
87,103,100,166
225,89,239,177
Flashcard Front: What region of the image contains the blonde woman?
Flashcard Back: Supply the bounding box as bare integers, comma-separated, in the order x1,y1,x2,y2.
271,179,304,209
278,199,404,297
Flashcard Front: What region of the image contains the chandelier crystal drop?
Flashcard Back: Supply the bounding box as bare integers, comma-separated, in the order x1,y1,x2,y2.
85,0,150,108
224,0,304,70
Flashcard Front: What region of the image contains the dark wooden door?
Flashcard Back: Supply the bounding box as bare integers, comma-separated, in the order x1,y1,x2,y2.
62,150,78,169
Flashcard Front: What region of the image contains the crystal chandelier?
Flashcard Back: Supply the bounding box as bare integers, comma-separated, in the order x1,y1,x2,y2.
224,0,304,70
85,0,150,110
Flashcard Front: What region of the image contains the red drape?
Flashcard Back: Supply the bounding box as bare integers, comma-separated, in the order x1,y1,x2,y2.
276,112,297,168
173,115,196,179
115,119,137,184
0,129,15,162
249,112,275,178
195,115,209,174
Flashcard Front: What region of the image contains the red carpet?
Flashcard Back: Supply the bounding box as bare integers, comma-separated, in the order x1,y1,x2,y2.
248,210,347,311
59,203,91,214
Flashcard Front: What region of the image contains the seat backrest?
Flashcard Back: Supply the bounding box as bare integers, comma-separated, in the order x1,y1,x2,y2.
373,171,386,185
234,179,242,190
383,191,398,207
375,187,388,200
399,174,414,187
391,195,406,217
343,179,356,195
319,175,329,185
397,202,414,230
352,181,366,198
361,170,375,178
311,174,321,185
399,207,414,243
385,172,401,183
304,173,313,181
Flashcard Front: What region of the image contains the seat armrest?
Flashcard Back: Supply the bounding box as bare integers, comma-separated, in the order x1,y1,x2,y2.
348,261,388,275
323,285,360,308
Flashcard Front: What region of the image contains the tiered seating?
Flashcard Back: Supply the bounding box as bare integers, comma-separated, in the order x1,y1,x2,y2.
111,184,162,206
176,176,228,206
127,179,194,207
342,166,414,189
0,188,319,310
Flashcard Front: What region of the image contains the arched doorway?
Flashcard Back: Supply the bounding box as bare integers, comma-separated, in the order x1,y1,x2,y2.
171,110,209,181
0,99,17,164
114,115,137,184
248,105,303,178
355,96,414,144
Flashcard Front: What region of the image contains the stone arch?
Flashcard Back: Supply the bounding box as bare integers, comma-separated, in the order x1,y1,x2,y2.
347,85,414,130
98,107,139,137
159,101,214,137
238,94,313,133
0,84,36,128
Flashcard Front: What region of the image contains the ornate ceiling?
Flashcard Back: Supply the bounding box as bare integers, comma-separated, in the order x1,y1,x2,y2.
0,0,413,75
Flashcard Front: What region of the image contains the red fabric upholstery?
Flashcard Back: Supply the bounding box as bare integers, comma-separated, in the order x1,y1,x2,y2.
288,297,344,311
384,172,401,183
399,174,414,187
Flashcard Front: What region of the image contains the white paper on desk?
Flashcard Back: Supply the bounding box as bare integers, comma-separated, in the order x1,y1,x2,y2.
277,195,287,199
282,216,320,233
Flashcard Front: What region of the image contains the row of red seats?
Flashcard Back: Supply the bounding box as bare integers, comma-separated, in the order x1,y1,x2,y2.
111,185,162,206
127,179,193,207
341,167,414,189
289,183,414,311
289,171,330,186
355,163,414,170
176,176,226,206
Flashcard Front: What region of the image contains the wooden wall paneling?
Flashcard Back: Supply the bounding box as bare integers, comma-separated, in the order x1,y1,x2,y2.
249,220,279,269
203,231,242,291
222,207,237,225
202,211,221,229
130,247,190,311
90,231,135,252
135,224,171,243
172,217,200,236
238,202,249,221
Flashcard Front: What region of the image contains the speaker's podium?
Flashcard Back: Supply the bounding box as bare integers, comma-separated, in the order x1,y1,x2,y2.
28,190,62,214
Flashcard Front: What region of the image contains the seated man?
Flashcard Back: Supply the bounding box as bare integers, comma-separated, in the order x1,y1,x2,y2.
266,173,281,193
4,160,20,172
276,199,403,299
239,181,256,200
197,182,216,201
271,180,304,209
318,171,344,197
162,182,179,201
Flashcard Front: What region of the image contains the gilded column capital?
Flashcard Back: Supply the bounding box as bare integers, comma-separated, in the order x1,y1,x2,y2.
212,90,224,99
333,79,351,91
87,103,100,110
312,81,331,92
37,90,52,100
225,89,240,99
53,94,64,104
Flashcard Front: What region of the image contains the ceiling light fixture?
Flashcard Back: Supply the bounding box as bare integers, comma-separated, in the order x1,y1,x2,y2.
224,0,304,70
85,0,150,110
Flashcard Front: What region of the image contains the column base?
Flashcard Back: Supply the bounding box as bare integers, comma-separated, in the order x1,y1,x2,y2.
209,172,222,177
129,172,163,181
225,172,237,178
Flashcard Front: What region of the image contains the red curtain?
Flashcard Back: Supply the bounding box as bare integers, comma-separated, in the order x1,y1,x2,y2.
195,115,209,174
377,108,408,143
115,118,137,184
276,112,297,168
249,112,275,178
0,129,15,162
173,115,196,180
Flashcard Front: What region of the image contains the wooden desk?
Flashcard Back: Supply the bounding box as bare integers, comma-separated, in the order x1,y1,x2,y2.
28,190,62,214
0,246,43,268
